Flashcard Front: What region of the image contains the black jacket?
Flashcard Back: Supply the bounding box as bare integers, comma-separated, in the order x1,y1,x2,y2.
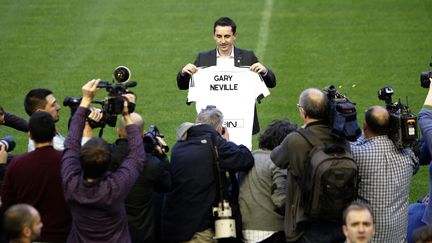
161,124,254,242
109,138,172,243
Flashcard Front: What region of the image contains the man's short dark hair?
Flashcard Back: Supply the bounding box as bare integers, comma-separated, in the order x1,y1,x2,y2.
342,201,374,225
214,17,237,34
29,112,55,143
80,137,111,179
412,225,432,243
24,88,53,116
365,106,390,135
259,119,298,150
4,204,35,239
299,88,329,120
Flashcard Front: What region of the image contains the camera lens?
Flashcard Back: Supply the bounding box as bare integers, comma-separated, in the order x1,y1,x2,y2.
113,66,131,83
63,96,81,107
420,71,431,88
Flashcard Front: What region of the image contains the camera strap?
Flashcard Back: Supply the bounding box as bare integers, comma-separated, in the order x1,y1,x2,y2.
210,134,229,205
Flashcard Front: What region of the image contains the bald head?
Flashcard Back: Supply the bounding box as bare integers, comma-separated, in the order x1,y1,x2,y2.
299,88,329,120
4,204,42,241
365,106,390,136
117,112,144,138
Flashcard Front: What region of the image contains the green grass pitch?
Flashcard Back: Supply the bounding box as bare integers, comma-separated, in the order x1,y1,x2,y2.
0,0,431,202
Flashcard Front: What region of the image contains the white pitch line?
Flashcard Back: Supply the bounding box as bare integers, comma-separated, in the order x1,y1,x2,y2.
256,0,274,61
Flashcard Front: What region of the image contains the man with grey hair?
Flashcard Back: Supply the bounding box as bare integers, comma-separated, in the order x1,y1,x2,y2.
271,88,350,242
161,106,254,243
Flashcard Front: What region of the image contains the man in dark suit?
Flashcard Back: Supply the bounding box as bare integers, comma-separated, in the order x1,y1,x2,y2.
176,16,277,135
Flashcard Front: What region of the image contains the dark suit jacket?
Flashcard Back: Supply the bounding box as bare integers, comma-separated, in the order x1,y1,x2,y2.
177,47,277,134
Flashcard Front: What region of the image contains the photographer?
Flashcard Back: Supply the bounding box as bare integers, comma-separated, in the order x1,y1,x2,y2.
0,144,7,165
109,111,171,243
407,78,432,242
161,106,254,243
24,88,102,151
351,105,417,242
0,106,28,167
61,79,145,243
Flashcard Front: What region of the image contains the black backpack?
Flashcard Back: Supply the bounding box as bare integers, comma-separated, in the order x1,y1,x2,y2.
297,128,358,221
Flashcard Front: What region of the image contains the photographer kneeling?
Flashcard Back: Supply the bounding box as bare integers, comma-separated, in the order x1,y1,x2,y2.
61,79,145,243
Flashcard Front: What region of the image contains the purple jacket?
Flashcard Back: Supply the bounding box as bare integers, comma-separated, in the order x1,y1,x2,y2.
61,107,145,243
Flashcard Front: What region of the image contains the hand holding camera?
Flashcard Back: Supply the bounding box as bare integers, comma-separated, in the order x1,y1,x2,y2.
0,143,7,165
0,106,5,125
0,136,16,152
220,127,229,140
143,125,170,156
154,136,169,155
64,66,137,129
88,107,104,122
426,78,432,106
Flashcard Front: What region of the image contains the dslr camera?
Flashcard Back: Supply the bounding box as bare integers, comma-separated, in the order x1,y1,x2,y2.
143,125,169,154
378,87,418,149
0,135,16,152
420,60,432,88
64,66,137,128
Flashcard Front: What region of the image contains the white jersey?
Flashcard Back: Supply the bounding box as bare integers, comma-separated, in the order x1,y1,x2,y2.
188,66,270,150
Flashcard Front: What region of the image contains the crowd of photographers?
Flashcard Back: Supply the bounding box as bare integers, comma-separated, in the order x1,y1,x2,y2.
0,77,172,243
1,74,432,243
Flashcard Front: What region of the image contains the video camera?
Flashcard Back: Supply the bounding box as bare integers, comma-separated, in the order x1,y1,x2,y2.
420,60,432,88
143,125,169,154
64,66,137,129
97,66,137,116
323,85,361,142
377,87,418,149
0,135,16,152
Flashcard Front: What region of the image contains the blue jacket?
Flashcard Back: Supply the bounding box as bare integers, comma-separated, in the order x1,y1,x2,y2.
419,108,432,224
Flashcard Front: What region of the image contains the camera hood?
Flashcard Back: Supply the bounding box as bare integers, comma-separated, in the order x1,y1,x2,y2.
113,66,131,83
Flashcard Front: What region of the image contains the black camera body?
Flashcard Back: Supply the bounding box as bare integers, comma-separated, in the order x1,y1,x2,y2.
64,66,136,129
0,135,16,152
323,85,361,142
378,87,418,149
420,60,432,88
143,125,169,154
97,66,137,117
421,71,432,88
